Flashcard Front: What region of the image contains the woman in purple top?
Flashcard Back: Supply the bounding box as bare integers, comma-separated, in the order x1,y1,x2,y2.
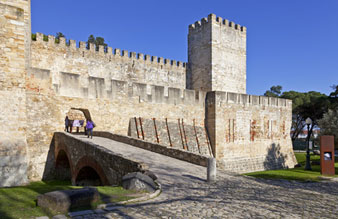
86,119,94,139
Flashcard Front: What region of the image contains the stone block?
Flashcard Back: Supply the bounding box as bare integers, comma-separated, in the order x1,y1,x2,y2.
37,187,99,214
122,172,158,192
52,215,67,219
142,169,158,181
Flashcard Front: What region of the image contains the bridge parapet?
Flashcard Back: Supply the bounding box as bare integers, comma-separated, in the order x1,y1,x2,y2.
94,131,210,167
49,132,146,186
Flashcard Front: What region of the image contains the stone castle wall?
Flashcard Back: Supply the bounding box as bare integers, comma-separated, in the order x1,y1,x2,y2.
0,0,30,187
25,67,206,180
206,92,296,173
25,64,296,179
128,118,212,156
30,33,187,93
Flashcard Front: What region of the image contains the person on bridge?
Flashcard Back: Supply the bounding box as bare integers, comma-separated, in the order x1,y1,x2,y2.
65,116,69,132
73,119,81,133
86,119,94,139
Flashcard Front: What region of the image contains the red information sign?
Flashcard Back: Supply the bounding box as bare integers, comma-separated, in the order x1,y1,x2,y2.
320,136,335,176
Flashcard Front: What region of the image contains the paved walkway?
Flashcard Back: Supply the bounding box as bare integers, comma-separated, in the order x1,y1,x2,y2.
71,135,338,219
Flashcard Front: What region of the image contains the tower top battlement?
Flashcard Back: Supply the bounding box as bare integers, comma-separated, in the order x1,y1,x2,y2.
188,14,246,33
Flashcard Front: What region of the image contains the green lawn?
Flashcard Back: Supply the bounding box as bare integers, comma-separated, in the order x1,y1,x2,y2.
245,152,338,182
0,181,140,219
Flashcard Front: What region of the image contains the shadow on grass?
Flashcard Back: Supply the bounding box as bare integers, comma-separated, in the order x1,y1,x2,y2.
244,151,338,197
0,180,140,218
0,181,77,219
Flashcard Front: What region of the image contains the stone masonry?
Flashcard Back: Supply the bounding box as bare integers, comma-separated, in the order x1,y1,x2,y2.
187,14,246,93
0,0,296,186
0,0,30,187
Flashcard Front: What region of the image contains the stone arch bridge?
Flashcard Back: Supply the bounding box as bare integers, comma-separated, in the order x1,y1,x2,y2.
47,132,145,186
44,132,208,186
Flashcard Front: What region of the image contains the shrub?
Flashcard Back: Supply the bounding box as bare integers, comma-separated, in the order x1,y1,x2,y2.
318,109,338,149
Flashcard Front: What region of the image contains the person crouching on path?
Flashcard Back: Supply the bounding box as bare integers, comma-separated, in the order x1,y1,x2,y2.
86,119,94,139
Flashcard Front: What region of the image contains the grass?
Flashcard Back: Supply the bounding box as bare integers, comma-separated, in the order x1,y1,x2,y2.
245,152,338,182
0,180,140,219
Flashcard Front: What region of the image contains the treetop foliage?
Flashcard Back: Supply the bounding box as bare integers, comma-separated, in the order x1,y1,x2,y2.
86,34,108,52
31,32,65,44
31,33,110,50
264,85,337,141
318,108,338,149
264,85,282,97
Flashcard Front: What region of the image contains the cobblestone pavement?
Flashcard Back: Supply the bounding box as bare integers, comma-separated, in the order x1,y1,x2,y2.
70,136,338,219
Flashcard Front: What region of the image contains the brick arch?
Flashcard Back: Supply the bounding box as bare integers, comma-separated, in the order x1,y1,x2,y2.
55,143,75,176
69,108,92,121
73,156,109,186
55,149,72,180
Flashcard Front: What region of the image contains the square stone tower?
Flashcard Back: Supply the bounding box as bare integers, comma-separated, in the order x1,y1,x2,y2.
187,14,247,94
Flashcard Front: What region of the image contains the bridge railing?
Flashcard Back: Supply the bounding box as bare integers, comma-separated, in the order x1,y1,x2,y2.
93,131,209,167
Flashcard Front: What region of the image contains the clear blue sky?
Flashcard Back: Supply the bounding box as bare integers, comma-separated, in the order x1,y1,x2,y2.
31,0,338,96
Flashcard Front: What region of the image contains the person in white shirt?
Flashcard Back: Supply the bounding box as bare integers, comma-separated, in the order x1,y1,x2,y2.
73,119,81,133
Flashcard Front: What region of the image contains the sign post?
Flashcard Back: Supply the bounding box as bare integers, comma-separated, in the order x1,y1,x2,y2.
320,136,335,176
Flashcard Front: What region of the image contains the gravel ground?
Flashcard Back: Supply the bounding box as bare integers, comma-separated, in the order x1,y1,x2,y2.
65,136,338,219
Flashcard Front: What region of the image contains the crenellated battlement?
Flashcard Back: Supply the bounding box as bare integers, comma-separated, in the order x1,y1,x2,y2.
188,13,246,33
28,65,290,109
213,91,291,108
33,33,186,69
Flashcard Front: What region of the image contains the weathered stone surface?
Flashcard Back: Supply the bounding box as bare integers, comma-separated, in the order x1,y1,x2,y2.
142,170,158,181
37,187,99,214
206,92,297,173
35,216,49,219
25,81,206,181
122,172,158,192
68,210,94,217
207,157,216,182
30,39,187,95
95,132,209,167
0,0,30,187
52,214,67,219
129,118,212,156
187,14,246,94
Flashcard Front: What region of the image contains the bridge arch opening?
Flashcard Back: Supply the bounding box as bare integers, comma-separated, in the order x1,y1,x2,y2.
69,108,92,120
55,149,71,180
66,108,88,133
75,166,103,186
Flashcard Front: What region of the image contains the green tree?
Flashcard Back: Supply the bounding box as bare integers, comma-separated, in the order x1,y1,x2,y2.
318,108,338,149
55,32,65,44
31,33,36,41
280,91,307,141
86,35,108,52
56,32,65,39
31,33,51,42
329,84,338,98
272,90,329,142
264,85,282,97
329,84,338,110
87,34,95,49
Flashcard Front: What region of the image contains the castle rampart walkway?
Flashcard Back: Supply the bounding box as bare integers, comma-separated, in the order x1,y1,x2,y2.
67,134,338,219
